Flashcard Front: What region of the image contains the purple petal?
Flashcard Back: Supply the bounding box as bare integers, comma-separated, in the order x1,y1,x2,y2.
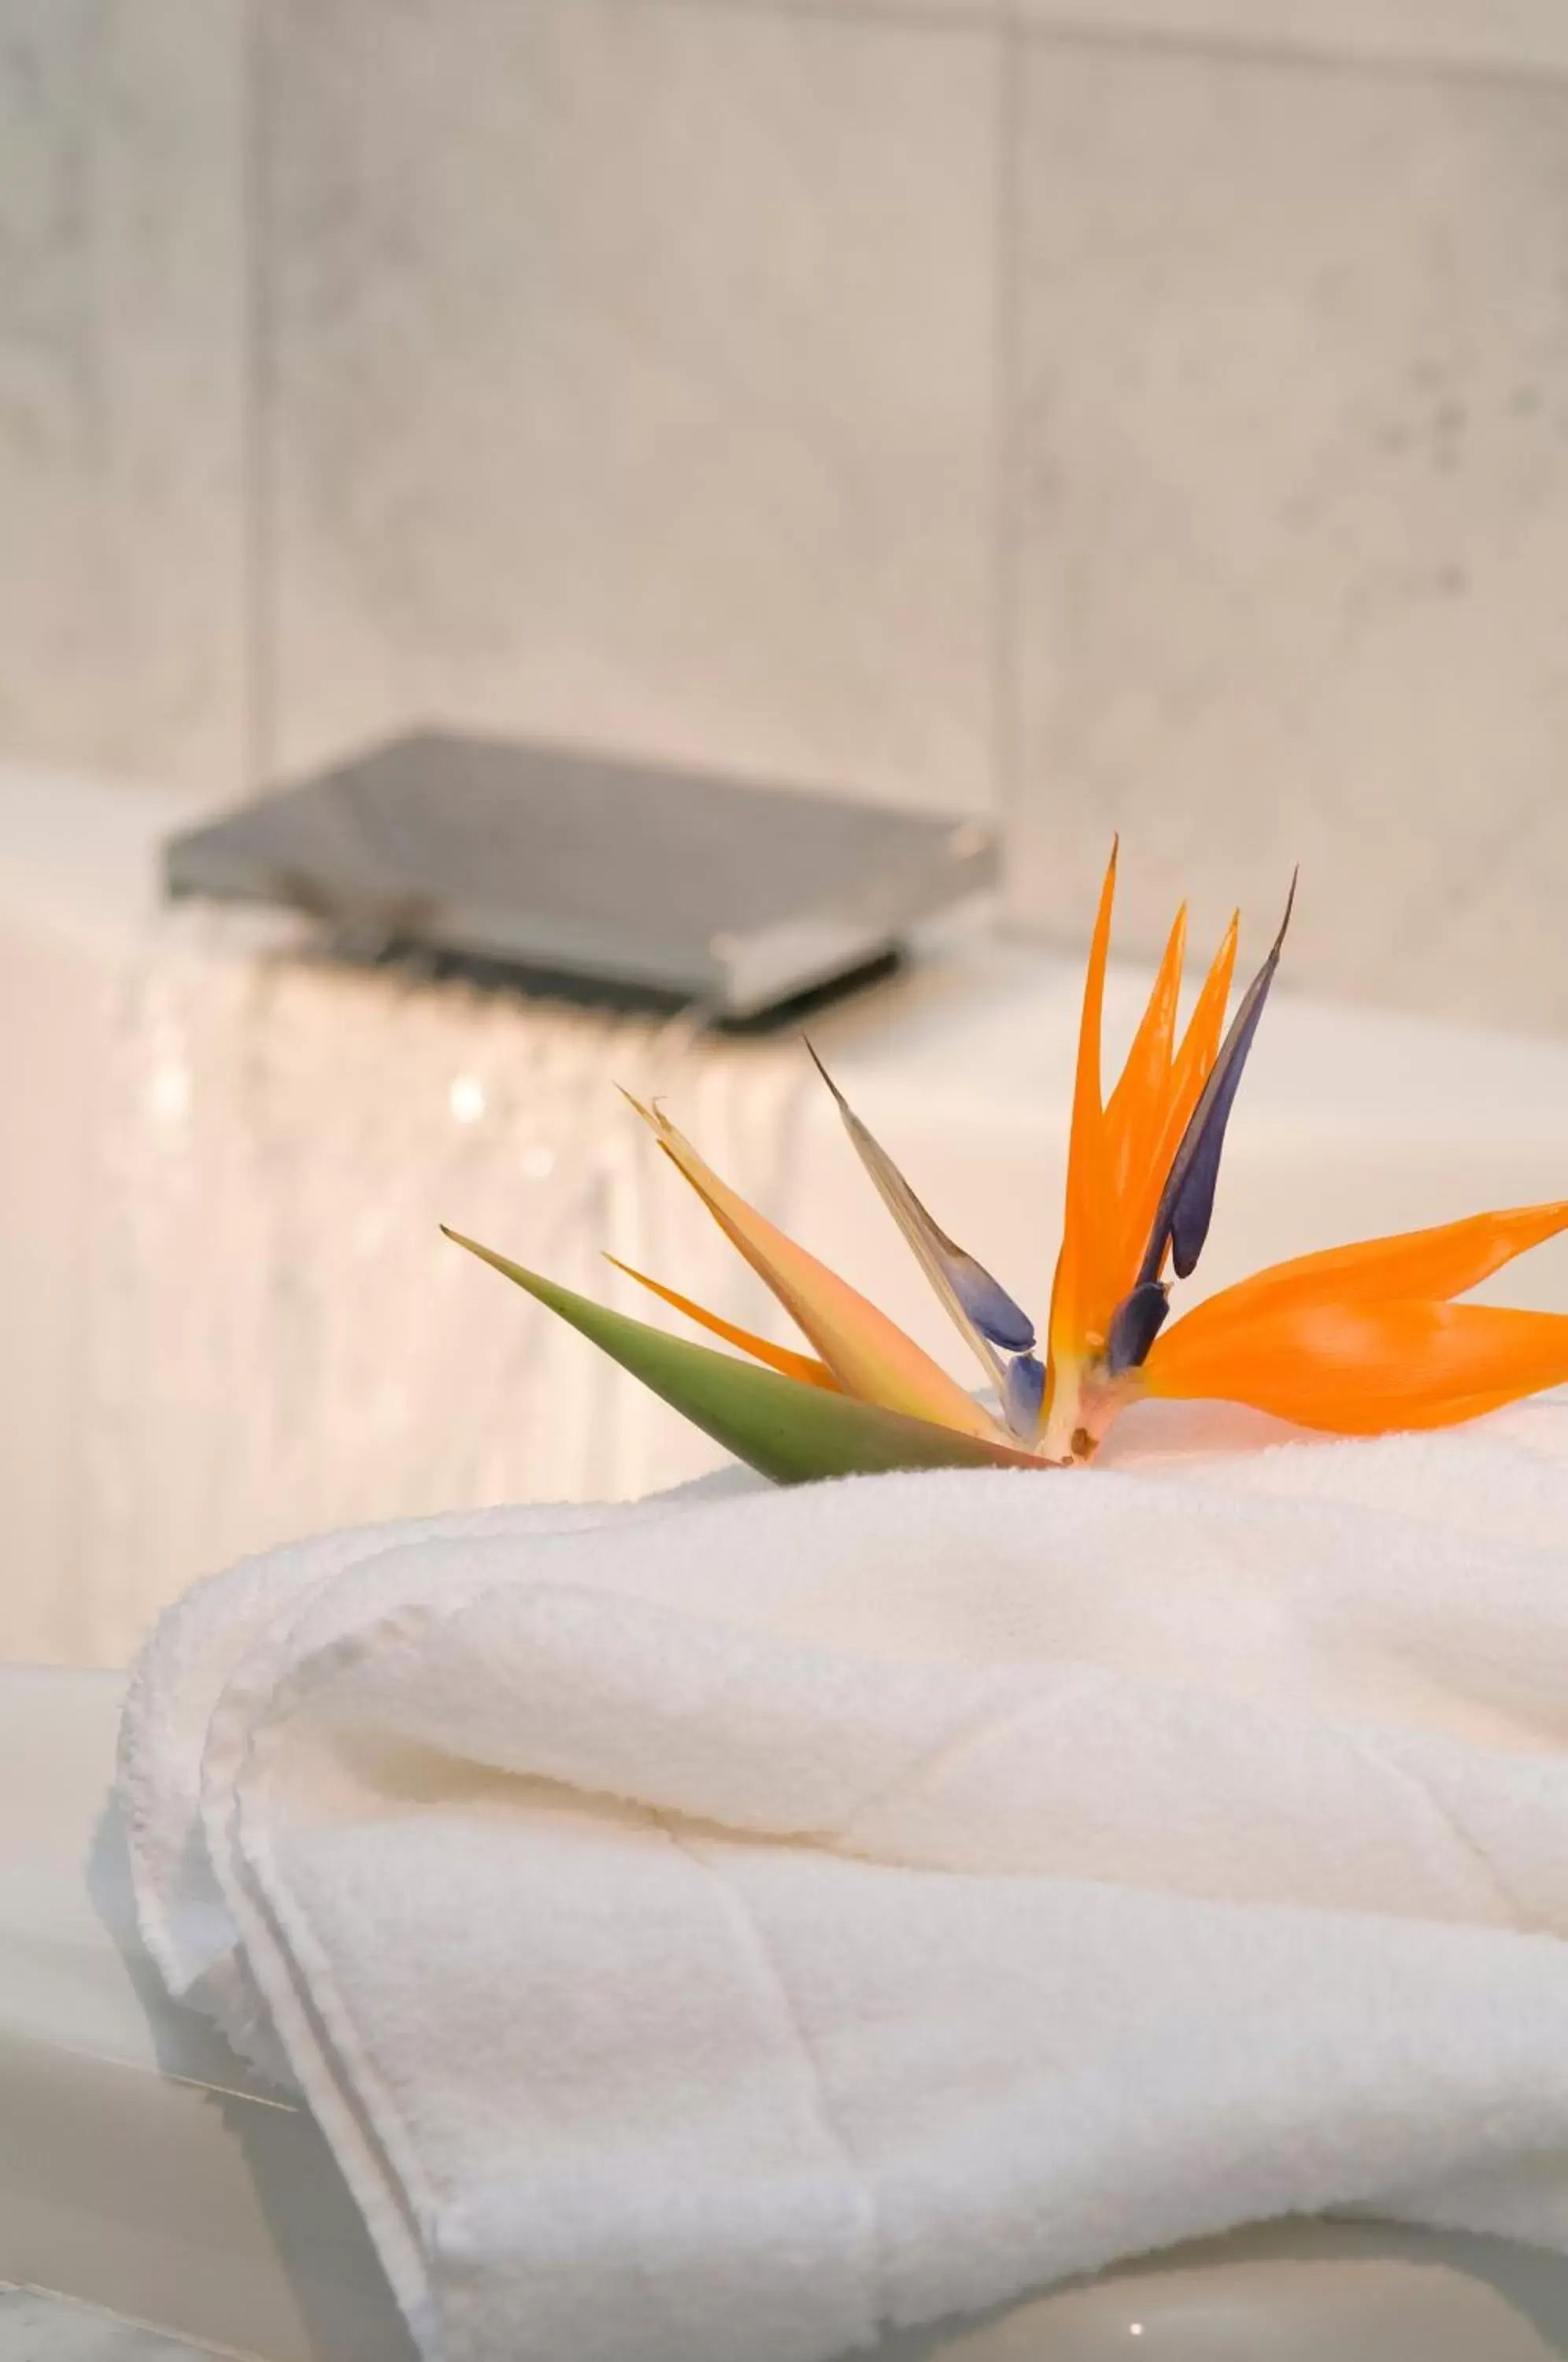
1138,875,1296,1287
1002,1351,1046,1437
949,1256,1037,1354
1106,1281,1170,1375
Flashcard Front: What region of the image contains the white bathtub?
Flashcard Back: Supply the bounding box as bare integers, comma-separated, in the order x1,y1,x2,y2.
6,761,1568,1666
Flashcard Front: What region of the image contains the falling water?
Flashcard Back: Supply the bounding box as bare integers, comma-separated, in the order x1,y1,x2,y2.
73,908,808,1662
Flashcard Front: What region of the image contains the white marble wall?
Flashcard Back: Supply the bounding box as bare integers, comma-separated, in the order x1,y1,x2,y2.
256,0,999,813
3,0,1568,1024
0,0,246,799
1004,38,1568,1027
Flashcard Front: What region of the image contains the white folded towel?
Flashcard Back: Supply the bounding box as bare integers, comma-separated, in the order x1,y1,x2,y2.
121,1397,1568,2362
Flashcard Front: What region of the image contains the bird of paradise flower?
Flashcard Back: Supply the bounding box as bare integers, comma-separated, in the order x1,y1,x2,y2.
445,848,1568,1479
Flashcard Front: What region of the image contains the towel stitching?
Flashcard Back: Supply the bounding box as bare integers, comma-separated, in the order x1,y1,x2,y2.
1354,1736,1543,1933
846,1679,1551,1936
837,1668,1108,1853
660,1819,889,2348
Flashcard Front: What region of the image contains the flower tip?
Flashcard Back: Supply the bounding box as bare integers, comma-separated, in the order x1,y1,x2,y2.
802,1034,846,1109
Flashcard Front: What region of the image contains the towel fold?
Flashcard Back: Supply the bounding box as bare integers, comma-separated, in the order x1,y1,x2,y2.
120,1397,1568,2362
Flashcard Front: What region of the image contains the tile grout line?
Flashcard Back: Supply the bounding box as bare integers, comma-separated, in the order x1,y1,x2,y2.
996,9,1568,96
239,0,273,798
0,2279,242,2356
988,6,1025,917
612,0,1008,33
601,0,1568,98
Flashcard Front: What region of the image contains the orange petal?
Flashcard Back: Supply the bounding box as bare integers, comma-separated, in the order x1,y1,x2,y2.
1173,911,1241,1092
604,1257,842,1390
1104,903,1187,1283
1145,1294,1568,1433
1048,843,1119,1364
1105,903,1187,1198
621,1094,1004,1442
1168,1199,1568,1326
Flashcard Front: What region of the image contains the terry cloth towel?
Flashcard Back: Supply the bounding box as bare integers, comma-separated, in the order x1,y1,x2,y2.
120,1395,1568,2362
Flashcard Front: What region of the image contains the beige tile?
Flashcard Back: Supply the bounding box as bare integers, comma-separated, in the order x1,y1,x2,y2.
260,0,999,816
0,0,246,798
1004,39,1568,1030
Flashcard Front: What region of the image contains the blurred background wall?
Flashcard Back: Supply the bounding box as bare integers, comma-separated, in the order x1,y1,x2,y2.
3,0,1566,1029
